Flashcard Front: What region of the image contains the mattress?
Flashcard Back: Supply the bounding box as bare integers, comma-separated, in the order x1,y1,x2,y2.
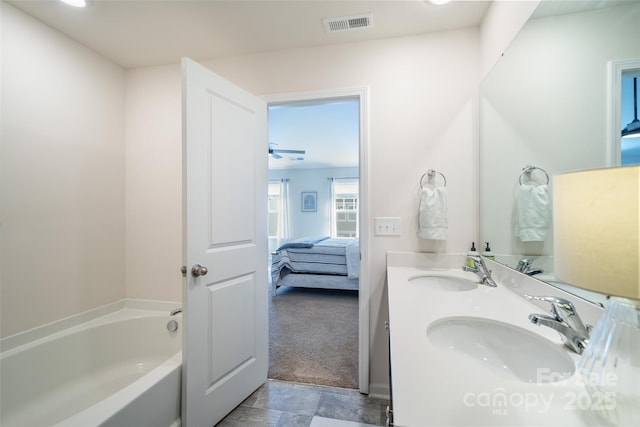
271,237,359,286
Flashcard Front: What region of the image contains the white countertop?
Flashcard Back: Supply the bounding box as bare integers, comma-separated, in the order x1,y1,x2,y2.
386,252,604,427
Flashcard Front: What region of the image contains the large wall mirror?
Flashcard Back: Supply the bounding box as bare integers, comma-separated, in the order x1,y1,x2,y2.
480,0,640,305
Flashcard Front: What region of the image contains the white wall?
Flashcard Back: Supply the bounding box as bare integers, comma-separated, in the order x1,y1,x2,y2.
125,28,481,395
0,2,126,337
269,167,358,240
124,65,182,302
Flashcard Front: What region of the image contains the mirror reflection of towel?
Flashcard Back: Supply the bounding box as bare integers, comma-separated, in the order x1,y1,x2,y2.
417,187,448,240
515,184,550,241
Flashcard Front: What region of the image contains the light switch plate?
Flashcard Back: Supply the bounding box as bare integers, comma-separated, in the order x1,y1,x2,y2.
374,217,401,236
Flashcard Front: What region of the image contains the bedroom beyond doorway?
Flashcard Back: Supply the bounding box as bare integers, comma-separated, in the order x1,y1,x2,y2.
266,96,361,389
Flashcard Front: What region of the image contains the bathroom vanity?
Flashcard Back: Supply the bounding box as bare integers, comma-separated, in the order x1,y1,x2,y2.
386,252,605,427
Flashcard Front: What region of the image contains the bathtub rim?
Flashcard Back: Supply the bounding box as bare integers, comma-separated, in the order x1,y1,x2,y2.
0,298,181,353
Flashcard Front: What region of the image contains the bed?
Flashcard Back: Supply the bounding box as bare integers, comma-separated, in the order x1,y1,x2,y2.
270,236,359,295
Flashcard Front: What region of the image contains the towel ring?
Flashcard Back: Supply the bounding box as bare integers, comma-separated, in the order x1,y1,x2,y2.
420,169,447,189
518,165,549,185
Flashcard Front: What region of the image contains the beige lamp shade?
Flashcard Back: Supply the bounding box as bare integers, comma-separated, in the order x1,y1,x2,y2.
553,165,640,299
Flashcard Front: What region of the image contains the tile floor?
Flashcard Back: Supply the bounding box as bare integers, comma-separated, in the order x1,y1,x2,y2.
215,380,390,427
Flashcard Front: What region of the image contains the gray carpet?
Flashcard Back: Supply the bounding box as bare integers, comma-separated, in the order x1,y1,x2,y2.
269,285,359,389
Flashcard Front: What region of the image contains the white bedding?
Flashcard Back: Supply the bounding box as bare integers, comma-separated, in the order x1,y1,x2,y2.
345,239,360,279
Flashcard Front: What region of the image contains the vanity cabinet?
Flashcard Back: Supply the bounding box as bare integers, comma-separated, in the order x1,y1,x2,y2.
385,320,394,427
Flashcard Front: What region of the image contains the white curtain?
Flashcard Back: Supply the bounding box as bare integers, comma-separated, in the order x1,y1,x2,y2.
277,179,290,247
329,177,336,237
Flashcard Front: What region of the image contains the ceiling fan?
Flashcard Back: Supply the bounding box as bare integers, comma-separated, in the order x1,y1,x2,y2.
268,142,305,160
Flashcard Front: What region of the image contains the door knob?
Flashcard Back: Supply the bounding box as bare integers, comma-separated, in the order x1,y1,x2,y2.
191,264,208,277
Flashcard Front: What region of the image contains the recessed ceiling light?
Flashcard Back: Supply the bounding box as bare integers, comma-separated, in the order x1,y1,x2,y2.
60,0,86,8
429,0,452,5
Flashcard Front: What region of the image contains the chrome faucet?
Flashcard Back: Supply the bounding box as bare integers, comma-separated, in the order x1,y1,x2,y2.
462,254,497,287
516,257,544,276
525,295,590,354
170,307,182,316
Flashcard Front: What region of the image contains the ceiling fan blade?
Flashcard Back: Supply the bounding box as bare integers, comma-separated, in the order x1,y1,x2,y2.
272,149,306,155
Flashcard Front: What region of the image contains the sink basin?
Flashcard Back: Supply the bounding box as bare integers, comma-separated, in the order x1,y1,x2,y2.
427,316,575,383
409,273,478,292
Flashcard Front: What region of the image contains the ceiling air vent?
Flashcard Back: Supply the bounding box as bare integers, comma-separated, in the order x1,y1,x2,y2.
323,13,373,33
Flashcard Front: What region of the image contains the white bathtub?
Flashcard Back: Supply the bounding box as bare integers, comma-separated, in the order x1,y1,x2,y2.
0,307,182,427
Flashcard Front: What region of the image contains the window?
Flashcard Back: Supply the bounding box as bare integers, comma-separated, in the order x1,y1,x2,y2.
332,178,359,238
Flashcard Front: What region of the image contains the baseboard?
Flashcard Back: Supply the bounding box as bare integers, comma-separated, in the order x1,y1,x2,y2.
368,382,390,400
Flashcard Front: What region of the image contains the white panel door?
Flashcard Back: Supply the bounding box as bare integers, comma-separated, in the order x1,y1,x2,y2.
181,57,268,427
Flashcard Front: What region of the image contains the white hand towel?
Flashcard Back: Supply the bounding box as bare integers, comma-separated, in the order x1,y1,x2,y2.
417,187,448,240
515,184,551,241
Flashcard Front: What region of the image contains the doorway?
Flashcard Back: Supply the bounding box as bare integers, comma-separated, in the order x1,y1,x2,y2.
608,59,640,166
621,70,640,164
265,88,369,393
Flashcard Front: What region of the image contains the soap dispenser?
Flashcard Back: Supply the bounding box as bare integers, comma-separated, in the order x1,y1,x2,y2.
466,242,478,267
482,242,495,260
